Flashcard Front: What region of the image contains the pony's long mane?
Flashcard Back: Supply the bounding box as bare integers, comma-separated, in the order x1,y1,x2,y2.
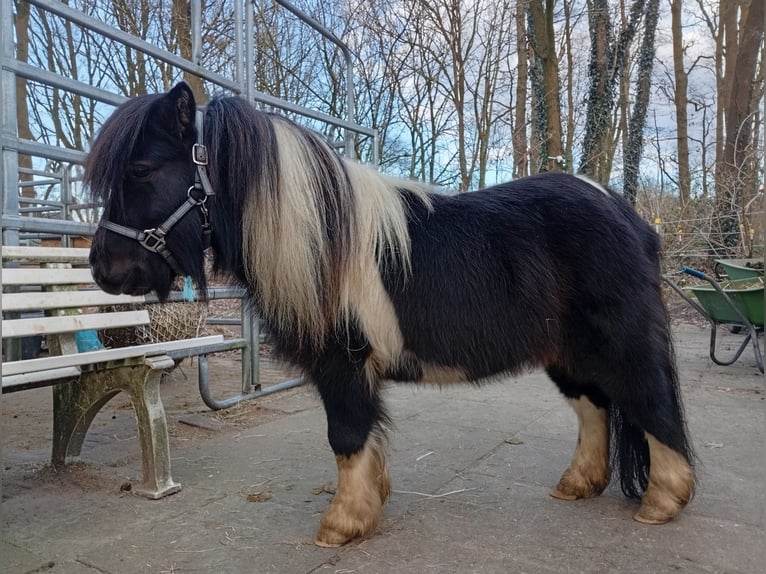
84,94,164,211
204,96,432,348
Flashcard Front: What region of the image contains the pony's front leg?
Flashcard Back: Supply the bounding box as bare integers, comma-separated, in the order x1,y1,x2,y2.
312,363,391,547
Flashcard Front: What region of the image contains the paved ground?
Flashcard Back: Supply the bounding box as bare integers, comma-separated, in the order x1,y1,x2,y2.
1,322,764,574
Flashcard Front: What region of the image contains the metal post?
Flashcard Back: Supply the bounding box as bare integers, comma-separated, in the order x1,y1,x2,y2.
234,0,243,89
245,0,254,101
191,0,201,66
240,302,258,393
1,0,20,247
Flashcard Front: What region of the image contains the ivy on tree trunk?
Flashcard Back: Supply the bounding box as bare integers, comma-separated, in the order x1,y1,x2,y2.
623,0,660,205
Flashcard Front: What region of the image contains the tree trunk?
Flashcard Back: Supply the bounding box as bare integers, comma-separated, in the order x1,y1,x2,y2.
671,0,691,205
717,0,764,250
171,0,206,102
513,1,528,178
623,0,659,205
14,0,34,194
527,0,563,172
720,0,764,191
563,0,575,170
579,0,612,179
580,0,646,182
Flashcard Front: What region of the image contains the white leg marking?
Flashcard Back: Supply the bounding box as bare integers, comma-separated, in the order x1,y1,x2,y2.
634,433,694,524
315,432,391,547
551,397,610,500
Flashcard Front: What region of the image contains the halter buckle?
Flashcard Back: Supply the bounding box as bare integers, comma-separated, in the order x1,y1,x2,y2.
140,228,167,252
193,143,208,166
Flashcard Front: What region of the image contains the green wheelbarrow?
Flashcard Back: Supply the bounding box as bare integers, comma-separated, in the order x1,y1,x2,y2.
664,266,764,373
714,258,764,281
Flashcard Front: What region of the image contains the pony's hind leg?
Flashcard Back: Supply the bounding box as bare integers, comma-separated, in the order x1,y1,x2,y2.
547,367,611,500
610,356,695,524
311,353,391,547
634,433,695,524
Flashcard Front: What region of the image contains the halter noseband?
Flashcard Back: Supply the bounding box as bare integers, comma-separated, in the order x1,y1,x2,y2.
99,110,215,276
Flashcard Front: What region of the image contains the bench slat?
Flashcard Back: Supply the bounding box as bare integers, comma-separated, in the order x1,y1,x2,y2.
2,246,91,263
3,267,94,286
2,310,150,339
2,290,145,312
2,366,82,390
2,335,224,376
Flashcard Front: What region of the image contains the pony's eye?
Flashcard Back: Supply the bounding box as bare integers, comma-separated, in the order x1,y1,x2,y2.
129,164,154,181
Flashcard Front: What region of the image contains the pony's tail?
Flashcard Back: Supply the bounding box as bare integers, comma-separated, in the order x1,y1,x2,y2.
610,322,695,499
610,405,650,499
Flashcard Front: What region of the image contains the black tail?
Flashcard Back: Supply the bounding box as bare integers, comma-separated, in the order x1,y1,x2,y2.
610,405,650,498
611,318,695,499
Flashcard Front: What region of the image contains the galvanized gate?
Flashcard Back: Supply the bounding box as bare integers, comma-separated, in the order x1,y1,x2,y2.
1,0,375,406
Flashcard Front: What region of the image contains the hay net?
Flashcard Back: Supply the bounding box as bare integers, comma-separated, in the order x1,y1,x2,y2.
100,302,207,347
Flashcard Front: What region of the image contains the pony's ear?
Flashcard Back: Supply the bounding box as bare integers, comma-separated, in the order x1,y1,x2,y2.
165,82,196,140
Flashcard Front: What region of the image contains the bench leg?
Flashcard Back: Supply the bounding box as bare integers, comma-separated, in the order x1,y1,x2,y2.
52,378,120,464
124,368,182,499
51,365,181,499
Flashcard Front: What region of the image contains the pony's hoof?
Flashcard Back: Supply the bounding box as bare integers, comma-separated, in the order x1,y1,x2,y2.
633,509,672,525
633,495,683,525
551,468,608,500
313,514,374,547
550,487,578,501
313,527,352,548
313,499,381,548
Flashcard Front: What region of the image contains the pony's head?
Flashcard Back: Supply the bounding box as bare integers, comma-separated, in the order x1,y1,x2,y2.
85,82,208,300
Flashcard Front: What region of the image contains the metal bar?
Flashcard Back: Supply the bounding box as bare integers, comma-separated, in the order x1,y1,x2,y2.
18,179,62,188
197,354,305,411
142,286,247,303
2,136,86,164
24,0,241,93
3,59,127,107
2,214,96,235
205,317,242,326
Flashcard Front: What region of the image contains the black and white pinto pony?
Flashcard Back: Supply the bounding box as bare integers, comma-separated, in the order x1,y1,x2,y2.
86,83,695,547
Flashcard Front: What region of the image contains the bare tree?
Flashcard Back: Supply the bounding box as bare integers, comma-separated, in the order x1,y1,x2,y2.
512,0,529,178
14,0,34,194
579,0,646,182
527,0,564,172
623,0,660,205
670,0,691,205
714,0,764,249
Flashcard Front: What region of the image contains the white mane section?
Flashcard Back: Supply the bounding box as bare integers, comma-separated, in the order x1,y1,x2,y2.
343,162,432,372
241,114,431,356
574,174,612,197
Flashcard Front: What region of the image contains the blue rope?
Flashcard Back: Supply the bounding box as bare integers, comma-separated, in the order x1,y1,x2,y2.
182,276,196,302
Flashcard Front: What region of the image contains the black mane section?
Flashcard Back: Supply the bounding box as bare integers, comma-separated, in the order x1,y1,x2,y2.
83,94,163,210
203,96,279,284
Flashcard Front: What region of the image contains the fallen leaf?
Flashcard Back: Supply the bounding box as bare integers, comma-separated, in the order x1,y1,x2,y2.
246,491,272,502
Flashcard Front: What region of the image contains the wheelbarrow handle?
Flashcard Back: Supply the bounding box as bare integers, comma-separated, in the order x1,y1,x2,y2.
681,266,707,280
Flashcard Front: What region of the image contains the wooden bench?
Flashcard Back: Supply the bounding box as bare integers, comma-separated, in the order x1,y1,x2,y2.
1,245,227,498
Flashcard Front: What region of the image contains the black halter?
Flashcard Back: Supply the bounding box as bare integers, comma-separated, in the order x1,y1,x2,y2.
98,110,215,276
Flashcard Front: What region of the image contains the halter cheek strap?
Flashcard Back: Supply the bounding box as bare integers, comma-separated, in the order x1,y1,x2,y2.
99,109,215,276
